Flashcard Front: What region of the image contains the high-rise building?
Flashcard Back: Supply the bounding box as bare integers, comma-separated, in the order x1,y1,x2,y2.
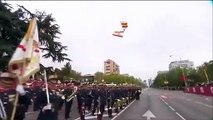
169,60,194,70
104,59,120,75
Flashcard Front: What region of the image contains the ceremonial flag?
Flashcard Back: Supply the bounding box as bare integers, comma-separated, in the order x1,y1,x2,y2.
8,18,40,82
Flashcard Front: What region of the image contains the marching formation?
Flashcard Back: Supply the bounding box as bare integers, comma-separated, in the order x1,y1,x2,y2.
0,72,142,120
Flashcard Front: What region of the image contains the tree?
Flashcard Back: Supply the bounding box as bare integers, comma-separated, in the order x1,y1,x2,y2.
94,72,104,83
152,62,213,88
102,73,146,87
0,1,70,71
70,70,82,81
197,60,213,83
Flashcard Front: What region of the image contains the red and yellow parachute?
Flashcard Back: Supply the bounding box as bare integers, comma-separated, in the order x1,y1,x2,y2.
112,21,128,38
121,21,128,30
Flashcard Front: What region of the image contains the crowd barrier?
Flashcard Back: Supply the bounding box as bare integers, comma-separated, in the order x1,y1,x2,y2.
184,86,213,96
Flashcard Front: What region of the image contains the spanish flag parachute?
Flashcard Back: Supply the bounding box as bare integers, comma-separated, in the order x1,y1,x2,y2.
112,21,128,38
121,21,128,30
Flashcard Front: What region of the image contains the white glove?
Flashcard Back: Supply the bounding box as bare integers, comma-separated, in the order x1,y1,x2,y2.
42,104,52,112
16,84,26,96
61,96,65,100
74,86,78,92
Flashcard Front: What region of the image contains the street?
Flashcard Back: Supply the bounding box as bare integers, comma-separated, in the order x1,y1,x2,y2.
114,88,213,120
25,88,213,120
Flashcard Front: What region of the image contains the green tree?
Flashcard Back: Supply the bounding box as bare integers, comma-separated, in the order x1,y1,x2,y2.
0,2,70,70
94,72,104,83
70,70,82,81
103,73,145,87
197,60,213,83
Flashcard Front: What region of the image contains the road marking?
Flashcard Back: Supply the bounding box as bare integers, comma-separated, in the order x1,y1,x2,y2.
168,106,175,111
161,95,167,99
161,98,165,102
74,112,92,120
176,112,186,120
195,101,203,105
193,101,213,109
142,110,156,120
204,104,213,109
82,113,117,120
160,97,186,120
111,99,136,120
205,98,209,101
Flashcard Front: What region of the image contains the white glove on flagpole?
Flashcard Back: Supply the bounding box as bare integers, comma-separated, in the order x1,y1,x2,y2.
42,103,52,112
61,96,65,100
16,84,26,96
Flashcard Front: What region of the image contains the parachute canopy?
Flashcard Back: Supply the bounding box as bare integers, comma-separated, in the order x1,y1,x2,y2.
121,21,128,29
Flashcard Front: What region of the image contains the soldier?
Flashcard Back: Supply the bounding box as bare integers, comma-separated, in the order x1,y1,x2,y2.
0,72,31,120
35,87,58,120
86,85,93,111
135,89,141,100
76,85,86,120
58,88,65,110
36,73,63,120
107,86,113,118
64,84,77,120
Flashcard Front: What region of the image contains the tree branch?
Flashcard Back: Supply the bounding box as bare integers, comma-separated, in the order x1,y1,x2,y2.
17,4,35,18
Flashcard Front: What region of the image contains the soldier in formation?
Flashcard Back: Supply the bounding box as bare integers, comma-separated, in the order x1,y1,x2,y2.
0,72,142,120
76,83,141,120
0,72,31,120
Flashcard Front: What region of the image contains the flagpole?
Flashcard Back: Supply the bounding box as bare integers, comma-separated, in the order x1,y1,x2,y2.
204,69,209,84
0,98,7,120
10,66,25,120
44,69,50,104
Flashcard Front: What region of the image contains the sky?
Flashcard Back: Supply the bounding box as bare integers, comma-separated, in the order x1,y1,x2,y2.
7,1,213,80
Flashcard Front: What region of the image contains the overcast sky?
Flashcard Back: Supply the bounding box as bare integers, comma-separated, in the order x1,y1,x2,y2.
7,1,212,80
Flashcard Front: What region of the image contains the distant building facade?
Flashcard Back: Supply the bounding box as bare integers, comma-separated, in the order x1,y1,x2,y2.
81,74,95,84
169,60,194,70
104,59,120,75
148,79,154,87
157,70,168,74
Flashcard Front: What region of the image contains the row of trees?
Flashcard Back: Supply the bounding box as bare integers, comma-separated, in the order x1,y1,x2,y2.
39,62,82,82
152,60,213,88
94,72,146,87
0,1,70,71
35,62,146,87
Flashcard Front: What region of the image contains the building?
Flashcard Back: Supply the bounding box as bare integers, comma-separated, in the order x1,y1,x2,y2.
169,60,194,70
157,70,168,74
148,79,154,87
104,59,120,75
81,74,94,84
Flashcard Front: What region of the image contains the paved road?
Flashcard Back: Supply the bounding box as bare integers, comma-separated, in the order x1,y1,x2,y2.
25,88,213,120
114,88,213,120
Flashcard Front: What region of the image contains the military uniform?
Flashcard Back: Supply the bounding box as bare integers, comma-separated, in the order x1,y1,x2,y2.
35,89,58,120
64,87,74,119
0,72,31,120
